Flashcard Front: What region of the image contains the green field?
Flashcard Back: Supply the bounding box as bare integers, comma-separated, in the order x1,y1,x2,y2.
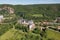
46,29,60,40
0,28,60,40
0,29,40,40
32,14,43,17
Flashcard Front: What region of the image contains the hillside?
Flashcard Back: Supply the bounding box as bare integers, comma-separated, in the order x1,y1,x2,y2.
14,4,60,21
0,4,60,40
0,4,60,21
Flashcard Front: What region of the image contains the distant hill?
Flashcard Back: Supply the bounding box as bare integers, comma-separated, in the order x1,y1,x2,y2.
0,4,60,21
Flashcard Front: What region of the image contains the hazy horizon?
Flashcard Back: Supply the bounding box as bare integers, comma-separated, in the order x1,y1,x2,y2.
0,0,60,5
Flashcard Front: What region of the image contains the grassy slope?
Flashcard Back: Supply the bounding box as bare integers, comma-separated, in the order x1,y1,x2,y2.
0,29,26,40
0,28,60,40
46,29,60,40
0,28,40,40
0,29,16,40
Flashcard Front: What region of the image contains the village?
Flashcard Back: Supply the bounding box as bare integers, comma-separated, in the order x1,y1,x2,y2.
0,6,60,32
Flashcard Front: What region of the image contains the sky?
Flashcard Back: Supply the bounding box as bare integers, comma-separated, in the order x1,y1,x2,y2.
0,0,60,5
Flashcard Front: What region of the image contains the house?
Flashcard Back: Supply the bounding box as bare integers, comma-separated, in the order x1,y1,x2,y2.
0,8,2,11
55,17,60,23
0,15,4,23
57,26,60,30
18,18,28,25
40,27,46,32
28,20,35,30
18,18,35,30
41,21,49,26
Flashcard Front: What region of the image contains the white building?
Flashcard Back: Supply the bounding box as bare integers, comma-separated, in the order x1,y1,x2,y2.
18,19,35,30
28,20,35,30
0,15,4,23
54,17,60,23
18,18,28,25
57,26,60,30
0,8,2,11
